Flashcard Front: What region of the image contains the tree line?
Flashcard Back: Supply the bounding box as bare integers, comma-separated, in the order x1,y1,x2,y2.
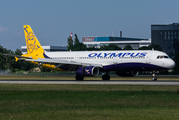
0,46,35,72
0,34,178,74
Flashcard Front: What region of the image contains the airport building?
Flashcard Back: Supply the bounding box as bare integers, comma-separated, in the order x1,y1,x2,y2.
151,23,179,56
82,36,151,50
21,46,67,54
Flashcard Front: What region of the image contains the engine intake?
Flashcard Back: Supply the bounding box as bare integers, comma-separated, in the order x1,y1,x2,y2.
76,66,99,76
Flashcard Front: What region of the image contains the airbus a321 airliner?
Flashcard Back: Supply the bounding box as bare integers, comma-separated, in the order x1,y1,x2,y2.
7,25,175,81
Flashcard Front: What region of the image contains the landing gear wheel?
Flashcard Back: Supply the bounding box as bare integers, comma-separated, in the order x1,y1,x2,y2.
75,74,84,81
152,76,157,81
152,70,157,81
102,74,110,81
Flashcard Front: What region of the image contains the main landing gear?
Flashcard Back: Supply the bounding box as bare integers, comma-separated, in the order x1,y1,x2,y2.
152,71,157,81
102,72,110,80
75,74,84,81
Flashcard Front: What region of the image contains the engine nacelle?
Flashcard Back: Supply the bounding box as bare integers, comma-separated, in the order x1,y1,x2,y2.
116,71,139,77
76,66,99,76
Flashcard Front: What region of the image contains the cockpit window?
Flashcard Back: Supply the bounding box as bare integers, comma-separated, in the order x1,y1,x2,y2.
157,55,169,59
164,56,169,58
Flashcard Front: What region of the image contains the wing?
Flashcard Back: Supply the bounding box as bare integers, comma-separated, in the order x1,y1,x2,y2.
25,58,103,69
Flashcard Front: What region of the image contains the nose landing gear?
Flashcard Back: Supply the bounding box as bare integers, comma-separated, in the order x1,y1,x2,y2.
152,71,157,81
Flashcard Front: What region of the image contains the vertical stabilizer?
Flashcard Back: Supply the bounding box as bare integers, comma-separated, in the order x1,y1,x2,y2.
23,25,44,59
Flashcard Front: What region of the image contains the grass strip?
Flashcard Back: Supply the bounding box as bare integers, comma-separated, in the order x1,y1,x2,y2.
0,84,179,120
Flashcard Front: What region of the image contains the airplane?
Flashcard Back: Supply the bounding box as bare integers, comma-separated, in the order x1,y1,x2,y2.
5,25,175,81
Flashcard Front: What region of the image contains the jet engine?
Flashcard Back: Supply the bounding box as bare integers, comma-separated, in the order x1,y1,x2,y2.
76,66,99,76
116,71,139,77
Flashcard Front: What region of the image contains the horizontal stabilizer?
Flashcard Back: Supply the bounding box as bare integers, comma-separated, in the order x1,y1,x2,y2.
3,54,32,59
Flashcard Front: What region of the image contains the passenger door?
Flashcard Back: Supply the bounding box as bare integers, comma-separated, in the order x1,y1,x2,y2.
146,52,153,63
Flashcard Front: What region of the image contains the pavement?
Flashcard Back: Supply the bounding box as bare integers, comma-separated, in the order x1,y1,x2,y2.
0,80,179,85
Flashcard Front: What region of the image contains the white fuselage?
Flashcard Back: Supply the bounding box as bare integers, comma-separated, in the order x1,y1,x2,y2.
44,50,175,72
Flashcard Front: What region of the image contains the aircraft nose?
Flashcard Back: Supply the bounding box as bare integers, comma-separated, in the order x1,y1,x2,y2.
168,59,175,69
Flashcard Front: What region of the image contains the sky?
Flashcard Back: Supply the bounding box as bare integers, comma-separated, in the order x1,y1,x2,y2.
0,0,179,51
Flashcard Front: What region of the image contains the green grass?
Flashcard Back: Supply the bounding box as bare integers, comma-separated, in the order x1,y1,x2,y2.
0,84,179,120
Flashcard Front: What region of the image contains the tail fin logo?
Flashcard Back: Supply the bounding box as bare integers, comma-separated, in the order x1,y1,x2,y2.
27,32,37,53
24,25,44,55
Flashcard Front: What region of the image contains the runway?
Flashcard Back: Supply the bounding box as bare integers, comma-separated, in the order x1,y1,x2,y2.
0,80,179,85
